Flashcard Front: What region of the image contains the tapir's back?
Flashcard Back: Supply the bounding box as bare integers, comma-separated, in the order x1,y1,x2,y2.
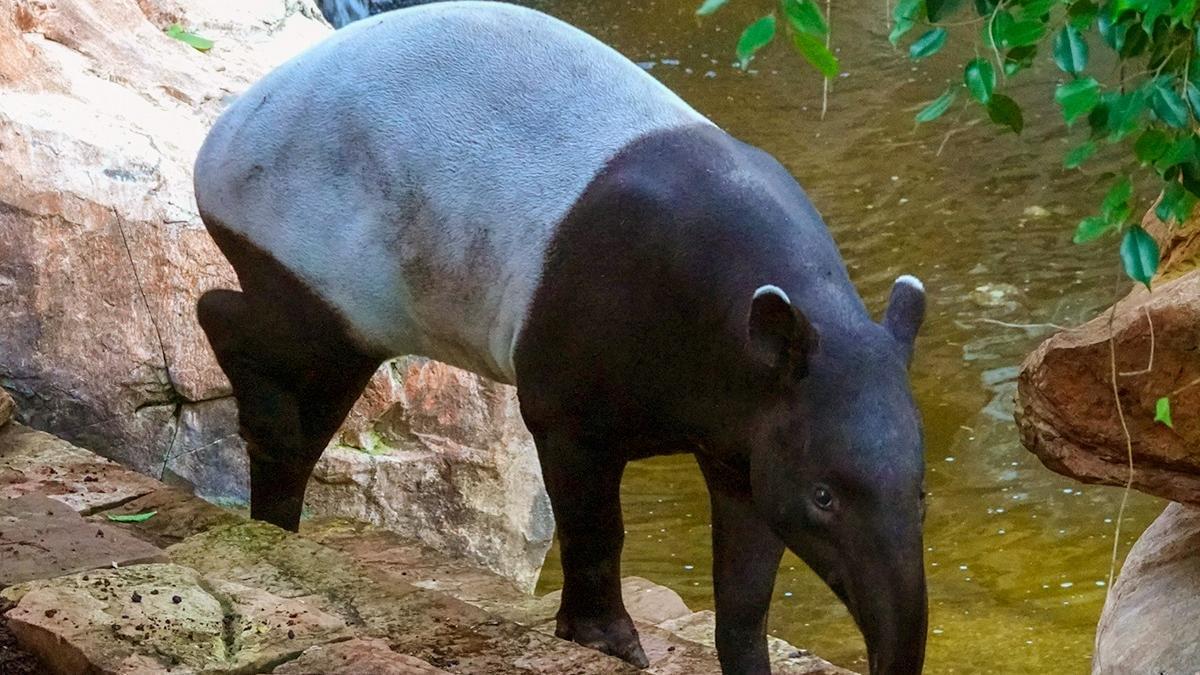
195,1,709,383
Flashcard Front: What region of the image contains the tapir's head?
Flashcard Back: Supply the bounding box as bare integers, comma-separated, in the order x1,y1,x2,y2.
743,276,927,675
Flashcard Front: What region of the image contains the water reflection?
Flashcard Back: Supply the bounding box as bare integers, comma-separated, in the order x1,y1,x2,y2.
530,0,1164,672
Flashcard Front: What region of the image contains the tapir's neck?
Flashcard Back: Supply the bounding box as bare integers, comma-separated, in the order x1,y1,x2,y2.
514,124,871,457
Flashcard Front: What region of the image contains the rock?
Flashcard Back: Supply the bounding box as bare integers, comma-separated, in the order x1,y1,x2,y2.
0,495,167,586
540,577,692,626
0,423,161,514
89,487,243,548
168,521,638,674
2,563,349,674
1,0,553,592
1015,270,1200,505
307,356,554,592
274,637,450,674
657,611,853,674
1093,502,1200,673
0,0,327,480
0,389,13,428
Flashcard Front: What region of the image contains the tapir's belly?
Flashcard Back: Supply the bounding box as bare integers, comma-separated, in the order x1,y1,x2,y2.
194,1,708,384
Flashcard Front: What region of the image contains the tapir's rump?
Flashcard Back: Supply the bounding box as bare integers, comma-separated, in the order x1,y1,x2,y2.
194,1,710,384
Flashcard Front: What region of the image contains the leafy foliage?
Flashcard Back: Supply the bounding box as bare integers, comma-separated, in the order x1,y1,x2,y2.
700,0,1200,288
700,0,839,75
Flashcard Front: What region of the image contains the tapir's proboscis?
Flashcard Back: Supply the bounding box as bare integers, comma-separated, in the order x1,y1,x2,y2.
193,3,929,673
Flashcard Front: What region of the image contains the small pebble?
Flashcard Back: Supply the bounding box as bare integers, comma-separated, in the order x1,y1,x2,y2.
172,595,182,604
131,591,142,603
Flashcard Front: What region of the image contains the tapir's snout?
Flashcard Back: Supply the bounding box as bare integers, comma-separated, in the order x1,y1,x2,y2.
839,526,927,675
779,511,927,675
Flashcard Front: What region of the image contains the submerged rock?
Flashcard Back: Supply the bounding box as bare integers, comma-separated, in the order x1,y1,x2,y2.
1093,502,1200,673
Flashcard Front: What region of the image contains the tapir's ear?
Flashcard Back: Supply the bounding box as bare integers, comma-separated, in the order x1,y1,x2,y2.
748,285,816,378
883,275,926,363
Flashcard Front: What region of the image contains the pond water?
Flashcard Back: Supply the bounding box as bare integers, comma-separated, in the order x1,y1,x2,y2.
529,1,1167,672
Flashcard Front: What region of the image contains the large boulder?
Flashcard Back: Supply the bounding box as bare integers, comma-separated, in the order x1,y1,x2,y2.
0,0,552,588
307,357,553,592
1093,502,1200,673
1015,269,1200,505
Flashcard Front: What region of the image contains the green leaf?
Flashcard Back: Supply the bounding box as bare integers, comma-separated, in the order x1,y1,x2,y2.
891,0,923,44
1053,25,1089,74
1073,215,1113,243
1001,19,1046,47
1156,181,1198,222
106,510,158,523
1105,89,1147,140
791,32,840,77
1003,44,1038,76
1150,79,1190,128
916,87,958,122
987,93,1024,133
736,15,777,69
1120,224,1160,288
1064,141,1097,168
964,58,996,104
1017,0,1056,19
1102,176,1134,224
783,0,828,35
1055,77,1101,124
1154,135,1197,172
1135,129,1170,163
1155,396,1174,428
165,24,213,52
1172,0,1197,21
927,0,966,21
1187,83,1200,119
984,11,1015,48
909,28,949,60
695,0,729,15
1068,0,1099,29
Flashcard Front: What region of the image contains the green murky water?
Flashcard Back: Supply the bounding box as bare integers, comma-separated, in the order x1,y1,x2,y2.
532,1,1165,672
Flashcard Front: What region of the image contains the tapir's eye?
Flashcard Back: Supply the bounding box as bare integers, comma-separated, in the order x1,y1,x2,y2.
813,485,835,510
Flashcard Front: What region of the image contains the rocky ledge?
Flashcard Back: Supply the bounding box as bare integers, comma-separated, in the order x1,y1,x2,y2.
0,421,849,674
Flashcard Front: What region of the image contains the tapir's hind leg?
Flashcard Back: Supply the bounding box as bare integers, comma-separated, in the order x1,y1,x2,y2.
196,221,380,531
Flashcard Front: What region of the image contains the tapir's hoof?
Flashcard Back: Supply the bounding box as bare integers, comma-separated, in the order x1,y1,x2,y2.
555,613,650,669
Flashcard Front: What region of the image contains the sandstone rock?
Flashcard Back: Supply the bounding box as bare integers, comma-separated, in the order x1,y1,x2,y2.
1,0,554,593
539,576,692,627
1016,270,1200,505
168,521,638,674
90,487,243,548
658,611,854,675
273,637,450,674
2,563,349,674
0,495,166,586
0,0,327,478
1093,502,1200,674
308,356,554,592
0,423,161,513
0,389,13,427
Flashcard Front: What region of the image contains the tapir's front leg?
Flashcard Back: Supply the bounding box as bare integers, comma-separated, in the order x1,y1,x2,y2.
533,427,649,668
700,458,785,675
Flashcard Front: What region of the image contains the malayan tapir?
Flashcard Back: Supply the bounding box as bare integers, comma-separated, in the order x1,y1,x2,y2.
193,2,928,673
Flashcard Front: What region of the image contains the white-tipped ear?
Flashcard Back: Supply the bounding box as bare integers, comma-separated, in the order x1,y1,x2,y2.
748,284,815,378
753,284,791,304
884,275,926,363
